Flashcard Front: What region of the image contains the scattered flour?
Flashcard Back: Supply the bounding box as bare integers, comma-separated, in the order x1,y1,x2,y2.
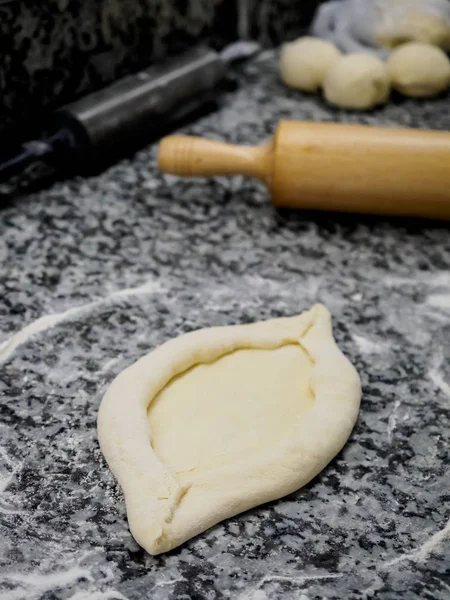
384,518,450,567
429,369,450,399
239,573,342,599
2,566,93,600
387,398,402,443
384,272,450,288
353,334,387,355
426,294,450,309
0,280,162,364
68,591,129,600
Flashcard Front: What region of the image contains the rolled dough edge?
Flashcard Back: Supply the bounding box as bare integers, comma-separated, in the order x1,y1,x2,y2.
97,304,361,554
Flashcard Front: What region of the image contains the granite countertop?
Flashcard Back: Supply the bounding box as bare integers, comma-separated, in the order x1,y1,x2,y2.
1,51,449,600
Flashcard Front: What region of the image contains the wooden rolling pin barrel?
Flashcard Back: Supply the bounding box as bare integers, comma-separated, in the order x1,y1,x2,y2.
158,121,450,219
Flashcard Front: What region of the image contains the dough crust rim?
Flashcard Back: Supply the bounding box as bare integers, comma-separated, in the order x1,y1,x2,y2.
97,304,361,555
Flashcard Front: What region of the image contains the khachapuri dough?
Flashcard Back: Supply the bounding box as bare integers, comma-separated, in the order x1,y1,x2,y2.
323,53,391,110
98,304,361,555
387,42,450,97
280,36,342,92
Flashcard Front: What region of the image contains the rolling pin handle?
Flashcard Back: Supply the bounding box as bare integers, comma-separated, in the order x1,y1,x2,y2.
158,135,273,183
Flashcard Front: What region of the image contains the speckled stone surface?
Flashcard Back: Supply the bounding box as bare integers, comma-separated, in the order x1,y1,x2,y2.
1,51,450,600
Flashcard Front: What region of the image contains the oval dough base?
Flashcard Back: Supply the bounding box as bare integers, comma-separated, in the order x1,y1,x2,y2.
98,304,361,555
148,345,315,483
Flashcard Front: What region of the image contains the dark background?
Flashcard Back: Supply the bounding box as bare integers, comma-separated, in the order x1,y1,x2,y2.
0,0,321,136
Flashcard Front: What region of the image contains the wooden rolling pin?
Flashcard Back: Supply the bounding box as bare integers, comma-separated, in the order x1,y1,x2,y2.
158,120,450,219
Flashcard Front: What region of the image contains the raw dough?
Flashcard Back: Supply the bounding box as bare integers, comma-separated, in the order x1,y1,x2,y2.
280,36,342,92
312,0,450,57
98,304,361,555
387,42,450,97
375,1,450,51
323,53,391,110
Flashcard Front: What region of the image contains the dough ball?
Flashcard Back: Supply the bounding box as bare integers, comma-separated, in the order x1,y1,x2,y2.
323,54,390,110
376,11,450,51
280,36,342,92
387,42,450,97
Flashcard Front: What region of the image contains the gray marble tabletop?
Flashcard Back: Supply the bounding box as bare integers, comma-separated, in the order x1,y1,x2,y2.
1,51,449,600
